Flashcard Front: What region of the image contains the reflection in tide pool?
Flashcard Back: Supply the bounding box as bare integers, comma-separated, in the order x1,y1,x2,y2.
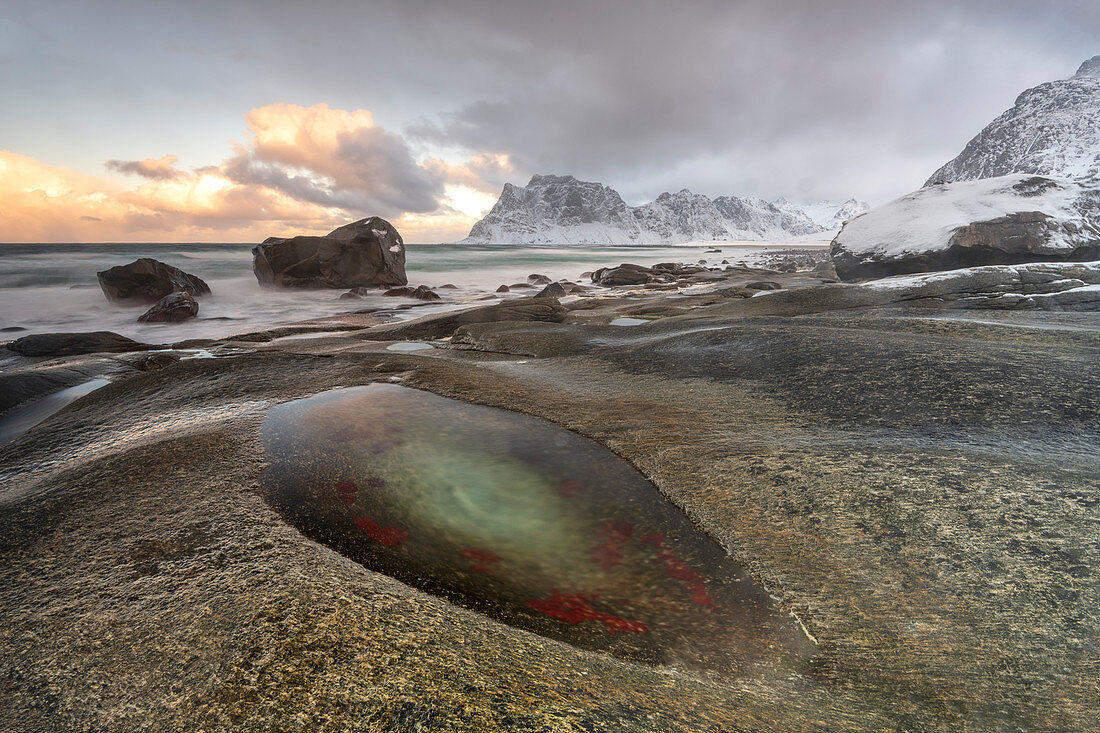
260,384,815,677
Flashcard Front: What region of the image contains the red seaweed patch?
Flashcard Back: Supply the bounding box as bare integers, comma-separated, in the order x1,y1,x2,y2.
591,519,635,569
529,592,648,634
353,516,410,546
657,549,714,609
556,478,583,497
461,547,501,573
335,481,357,505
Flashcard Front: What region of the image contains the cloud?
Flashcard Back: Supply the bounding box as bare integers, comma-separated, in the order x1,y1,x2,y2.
0,103,508,242
223,103,446,215
105,154,181,180
0,148,346,242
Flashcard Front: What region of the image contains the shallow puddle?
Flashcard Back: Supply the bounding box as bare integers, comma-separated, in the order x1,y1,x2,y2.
0,378,111,447
609,317,649,326
386,341,434,351
260,384,815,677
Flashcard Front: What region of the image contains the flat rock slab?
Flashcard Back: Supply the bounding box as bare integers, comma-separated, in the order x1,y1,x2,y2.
1,293,1098,730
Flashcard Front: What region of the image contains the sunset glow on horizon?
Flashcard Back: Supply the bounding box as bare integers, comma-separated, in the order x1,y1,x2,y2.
0,102,510,244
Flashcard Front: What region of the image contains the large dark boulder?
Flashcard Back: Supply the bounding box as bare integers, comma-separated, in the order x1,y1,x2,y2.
591,264,670,286
831,175,1100,281
5,331,158,357
137,292,199,323
97,258,210,303
253,217,407,289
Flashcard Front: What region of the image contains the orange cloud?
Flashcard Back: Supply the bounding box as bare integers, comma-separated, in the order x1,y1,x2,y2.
0,103,510,243
0,149,346,242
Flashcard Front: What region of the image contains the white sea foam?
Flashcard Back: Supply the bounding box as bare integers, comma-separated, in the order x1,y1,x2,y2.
0,242,796,341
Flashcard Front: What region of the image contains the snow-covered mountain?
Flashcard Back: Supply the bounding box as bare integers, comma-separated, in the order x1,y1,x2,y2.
925,55,1100,186
462,174,868,244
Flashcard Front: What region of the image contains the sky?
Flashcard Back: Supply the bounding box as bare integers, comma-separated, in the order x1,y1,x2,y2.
1,0,1097,243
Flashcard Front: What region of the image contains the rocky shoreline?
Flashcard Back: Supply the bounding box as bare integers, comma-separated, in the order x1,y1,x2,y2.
2,252,1099,730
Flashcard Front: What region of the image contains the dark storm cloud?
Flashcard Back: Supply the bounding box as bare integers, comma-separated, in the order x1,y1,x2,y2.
11,0,1100,206
392,0,1100,201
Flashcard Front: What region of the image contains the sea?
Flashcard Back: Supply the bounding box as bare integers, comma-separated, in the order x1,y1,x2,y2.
0,241,825,342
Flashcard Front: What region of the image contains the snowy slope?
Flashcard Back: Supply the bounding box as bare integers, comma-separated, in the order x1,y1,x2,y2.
835,175,1094,259
463,175,867,244
926,55,1100,185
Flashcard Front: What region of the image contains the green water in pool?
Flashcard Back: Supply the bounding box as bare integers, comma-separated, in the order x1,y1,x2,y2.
260,383,815,677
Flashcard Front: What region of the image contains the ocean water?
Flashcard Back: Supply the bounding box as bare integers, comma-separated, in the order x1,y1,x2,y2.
0,242,813,341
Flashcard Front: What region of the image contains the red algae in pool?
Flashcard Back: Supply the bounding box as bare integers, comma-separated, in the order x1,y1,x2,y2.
260,383,816,677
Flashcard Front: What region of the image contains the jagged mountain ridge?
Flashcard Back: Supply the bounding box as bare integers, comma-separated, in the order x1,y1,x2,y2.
926,55,1100,186
462,174,868,244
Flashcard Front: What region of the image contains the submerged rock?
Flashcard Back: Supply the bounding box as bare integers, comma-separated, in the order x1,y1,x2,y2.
5,331,158,357
253,217,407,289
131,352,182,371
339,286,376,300
383,285,441,301
356,296,568,341
831,175,1100,281
137,292,199,323
97,258,210,303
534,282,567,298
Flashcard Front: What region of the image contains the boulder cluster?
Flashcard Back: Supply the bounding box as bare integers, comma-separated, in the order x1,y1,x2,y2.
97,258,210,324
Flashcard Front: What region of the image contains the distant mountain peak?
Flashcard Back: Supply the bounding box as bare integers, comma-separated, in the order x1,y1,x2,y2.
527,173,577,186
461,174,866,244
926,55,1100,185
1075,55,1100,78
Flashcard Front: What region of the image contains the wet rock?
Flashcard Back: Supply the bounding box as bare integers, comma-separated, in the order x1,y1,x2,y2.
508,283,533,289
384,285,441,301
496,285,511,293
412,285,441,302
705,248,722,253
97,258,210,303
132,352,181,371
534,282,567,298
356,296,568,341
170,338,217,349
527,273,553,285
339,286,376,300
591,264,671,286
811,260,839,281
137,292,199,323
253,217,407,289
438,283,458,289
5,331,158,357
718,287,758,299
746,281,783,291
1,326,27,333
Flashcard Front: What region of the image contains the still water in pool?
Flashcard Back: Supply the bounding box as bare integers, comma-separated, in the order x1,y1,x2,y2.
260,384,815,676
